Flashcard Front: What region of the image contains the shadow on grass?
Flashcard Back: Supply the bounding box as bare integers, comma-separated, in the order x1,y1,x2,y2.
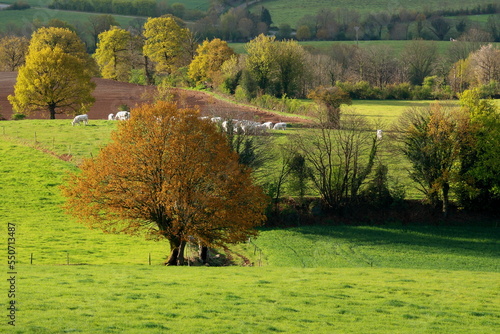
262,224,499,261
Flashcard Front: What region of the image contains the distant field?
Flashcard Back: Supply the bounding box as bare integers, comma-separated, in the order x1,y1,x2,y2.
249,0,499,26
0,7,137,31
0,0,209,9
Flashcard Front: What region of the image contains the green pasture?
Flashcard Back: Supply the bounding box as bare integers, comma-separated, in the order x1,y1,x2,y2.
0,7,136,31
0,0,209,10
248,0,498,26
1,122,499,333
14,265,500,333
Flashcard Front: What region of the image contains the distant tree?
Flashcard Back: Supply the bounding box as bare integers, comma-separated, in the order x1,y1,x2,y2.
486,15,500,42
274,40,308,97
238,17,255,41
288,152,310,201
276,23,292,40
307,86,351,129
245,34,277,94
143,16,192,74
363,12,390,40
188,38,235,86
401,39,438,85
358,45,399,87
88,15,119,51
171,3,186,19
8,27,95,119
94,26,132,81
259,6,273,27
0,36,29,71
448,58,474,93
447,28,492,63
428,16,451,41
293,112,378,211
28,27,90,62
393,103,467,216
295,25,312,41
46,19,76,31
456,89,500,211
469,44,500,85
61,102,268,265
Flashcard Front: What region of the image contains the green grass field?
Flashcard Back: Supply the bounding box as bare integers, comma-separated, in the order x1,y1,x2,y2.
1,112,499,333
0,7,137,31
248,0,498,26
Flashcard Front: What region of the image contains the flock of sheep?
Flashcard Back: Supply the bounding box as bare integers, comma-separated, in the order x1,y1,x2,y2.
201,116,287,134
72,112,288,134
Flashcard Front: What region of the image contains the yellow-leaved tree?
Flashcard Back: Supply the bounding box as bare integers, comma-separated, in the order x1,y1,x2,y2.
61,101,268,265
188,38,235,86
143,16,192,74
93,26,132,81
8,27,95,119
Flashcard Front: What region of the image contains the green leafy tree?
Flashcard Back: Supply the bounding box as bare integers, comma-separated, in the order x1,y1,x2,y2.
94,26,132,81
456,89,500,210
245,34,277,94
393,103,466,216
274,40,307,97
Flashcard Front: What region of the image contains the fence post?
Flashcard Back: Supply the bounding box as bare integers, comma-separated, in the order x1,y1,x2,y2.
30,253,33,265
148,253,151,266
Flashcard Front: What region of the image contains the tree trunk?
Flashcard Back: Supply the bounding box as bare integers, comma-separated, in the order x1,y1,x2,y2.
144,56,154,86
326,105,340,129
199,245,208,264
49,104,56,119
442,182,450,218
165,237,185,266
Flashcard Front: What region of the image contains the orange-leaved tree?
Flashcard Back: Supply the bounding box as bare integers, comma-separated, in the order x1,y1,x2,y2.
61,101,268,265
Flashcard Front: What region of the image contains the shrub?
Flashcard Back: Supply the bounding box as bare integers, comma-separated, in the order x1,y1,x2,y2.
11,113,26,120
385,83,412,100
234,85,249,102
336,81,383,99
6,1,30,10
129,69,148,85
478,81,500,98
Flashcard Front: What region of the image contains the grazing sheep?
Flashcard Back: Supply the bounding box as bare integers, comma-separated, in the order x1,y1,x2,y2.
72,114,88,126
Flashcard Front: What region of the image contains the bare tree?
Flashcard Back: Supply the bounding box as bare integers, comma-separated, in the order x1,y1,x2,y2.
293,111,378,211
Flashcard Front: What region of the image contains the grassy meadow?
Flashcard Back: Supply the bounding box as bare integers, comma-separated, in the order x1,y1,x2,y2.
1,112,499,333
0,7,137,31
248,0,498,26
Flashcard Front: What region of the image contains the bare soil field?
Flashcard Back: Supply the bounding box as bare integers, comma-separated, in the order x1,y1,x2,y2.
0,72,306,124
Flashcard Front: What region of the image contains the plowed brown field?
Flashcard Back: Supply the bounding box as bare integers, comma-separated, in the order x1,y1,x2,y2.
0,72,306,124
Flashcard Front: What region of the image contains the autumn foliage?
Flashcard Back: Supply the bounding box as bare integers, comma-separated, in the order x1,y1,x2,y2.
61,102,268,265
